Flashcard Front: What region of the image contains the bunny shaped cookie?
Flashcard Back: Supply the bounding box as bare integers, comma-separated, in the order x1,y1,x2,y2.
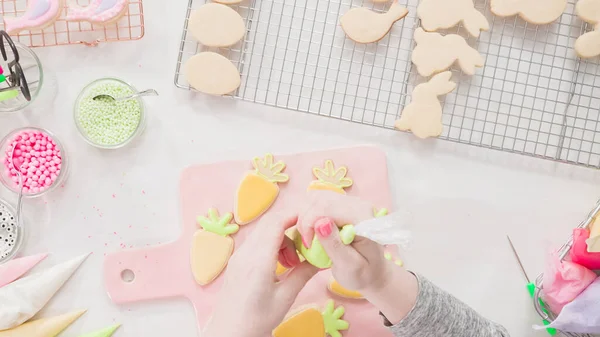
490,0,567,24
411,28,484,77
418,0,489,37
395,72,456,139
575,0,600,58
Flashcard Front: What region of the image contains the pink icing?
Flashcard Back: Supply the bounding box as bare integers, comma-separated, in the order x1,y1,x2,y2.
0,253,48,288
3,0,62,34
65,0,128,23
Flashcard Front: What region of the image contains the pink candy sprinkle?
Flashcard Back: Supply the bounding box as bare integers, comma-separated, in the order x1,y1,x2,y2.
3,130,62,194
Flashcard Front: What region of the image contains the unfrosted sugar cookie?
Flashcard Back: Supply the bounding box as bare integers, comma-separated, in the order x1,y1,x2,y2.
575,0,600,58
65,0,129,25
395,71,456,139
418,0,489,38
340,1,408,44
189,3,246,47
184,52,241,95
273,300,349,337
411,28,484,77
3,0,64,34
490,0,566,24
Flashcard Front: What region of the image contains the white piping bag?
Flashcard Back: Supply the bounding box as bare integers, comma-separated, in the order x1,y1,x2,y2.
0,253,89,330
353,210,413,250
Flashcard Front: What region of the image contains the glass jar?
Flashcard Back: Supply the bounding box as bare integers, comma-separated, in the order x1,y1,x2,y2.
0,42,43,114
0,127,69,198
74,77,147,149
0,198,24,264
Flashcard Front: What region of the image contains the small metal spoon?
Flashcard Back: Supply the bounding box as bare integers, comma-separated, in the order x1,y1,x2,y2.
93,89,158,102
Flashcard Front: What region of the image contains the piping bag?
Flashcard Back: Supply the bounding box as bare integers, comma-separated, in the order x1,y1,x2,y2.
295,210,413,268
353,210,414,250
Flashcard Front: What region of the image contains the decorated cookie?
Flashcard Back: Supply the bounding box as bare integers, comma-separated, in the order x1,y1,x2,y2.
395,71,456,139
184,52,241,95
412,28,485,77
575,0,600,58
294,225,356,269
308,160,353,195
328,279,364,299
76,324,121,337
490,0,566,25
586,216,600,252
191,208,239,285
0,252,47,288
188,3,246,47
418,0,489,37
273,300,349,337
0,310,86,337
65,0,129,24
235,154,289,225
0,253,89,330
3,0,64,34
340,1,408,44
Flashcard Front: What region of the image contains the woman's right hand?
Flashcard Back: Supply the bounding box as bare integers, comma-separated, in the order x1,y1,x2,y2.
295,192,419,324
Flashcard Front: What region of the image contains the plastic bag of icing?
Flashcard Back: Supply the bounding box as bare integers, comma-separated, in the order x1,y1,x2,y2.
536,276,600,334
354,210,413,251
0,253,88,330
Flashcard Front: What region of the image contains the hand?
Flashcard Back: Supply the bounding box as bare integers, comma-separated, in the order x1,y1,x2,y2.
296,192,419,324
203,212,318,337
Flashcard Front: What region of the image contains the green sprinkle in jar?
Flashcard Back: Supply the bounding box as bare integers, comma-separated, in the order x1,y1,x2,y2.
74,78,146,149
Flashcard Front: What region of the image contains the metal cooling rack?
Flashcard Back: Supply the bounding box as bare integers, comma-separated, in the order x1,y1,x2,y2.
0,0,145,47
174,0,600,168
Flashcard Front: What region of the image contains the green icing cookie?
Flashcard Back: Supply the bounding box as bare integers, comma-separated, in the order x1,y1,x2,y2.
77,324,120,337
294,225,356,269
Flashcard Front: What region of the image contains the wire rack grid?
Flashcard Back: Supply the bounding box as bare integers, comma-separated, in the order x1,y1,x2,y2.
174,0,600,168
0,0,145,47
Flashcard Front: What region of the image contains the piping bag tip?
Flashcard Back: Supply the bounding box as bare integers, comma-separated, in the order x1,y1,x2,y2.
354,210,413,249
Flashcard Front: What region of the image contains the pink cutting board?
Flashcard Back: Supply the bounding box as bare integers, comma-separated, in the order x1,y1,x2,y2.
104,146,393,336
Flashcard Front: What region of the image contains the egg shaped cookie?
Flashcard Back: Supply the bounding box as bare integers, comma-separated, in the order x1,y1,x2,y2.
184,52,241,95
188,3,246,47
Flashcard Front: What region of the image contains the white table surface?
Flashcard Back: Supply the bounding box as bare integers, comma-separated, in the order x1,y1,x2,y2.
2,0,600,336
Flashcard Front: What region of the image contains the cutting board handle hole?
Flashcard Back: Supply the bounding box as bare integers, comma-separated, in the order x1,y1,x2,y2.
121,269,135,283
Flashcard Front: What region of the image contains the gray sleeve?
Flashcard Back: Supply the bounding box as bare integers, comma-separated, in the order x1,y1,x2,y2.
384,274,510,337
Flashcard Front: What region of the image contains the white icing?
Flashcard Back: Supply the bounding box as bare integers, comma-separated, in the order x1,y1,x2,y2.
27,0,52,20
0,253,89,330
95,0,119,14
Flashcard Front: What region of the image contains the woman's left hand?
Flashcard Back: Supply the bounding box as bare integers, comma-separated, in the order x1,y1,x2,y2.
202,212,319,337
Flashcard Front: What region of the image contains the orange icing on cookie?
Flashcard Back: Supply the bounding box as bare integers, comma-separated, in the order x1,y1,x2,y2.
276,262,289,276
235,154,289,225
328,279,364,299
0,310,86,337
273,308,325,337
308,160,353,195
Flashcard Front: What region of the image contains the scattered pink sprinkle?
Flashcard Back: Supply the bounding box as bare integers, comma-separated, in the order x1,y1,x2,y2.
93,206,96,209
104,243,108,246
129,245,133,248
88,235,92,239
114,231,117,235
104,253,107,256
142,190,146,195
144,255,148,259
112,194,116,198
128,225,132,229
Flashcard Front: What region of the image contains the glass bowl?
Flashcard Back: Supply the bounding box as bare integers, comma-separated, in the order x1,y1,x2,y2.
0,127,69,198
0,42,43,114
0,198,24,264
73,78,147,149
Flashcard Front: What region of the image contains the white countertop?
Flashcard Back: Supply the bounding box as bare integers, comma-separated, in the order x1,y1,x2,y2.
2,0,600,336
